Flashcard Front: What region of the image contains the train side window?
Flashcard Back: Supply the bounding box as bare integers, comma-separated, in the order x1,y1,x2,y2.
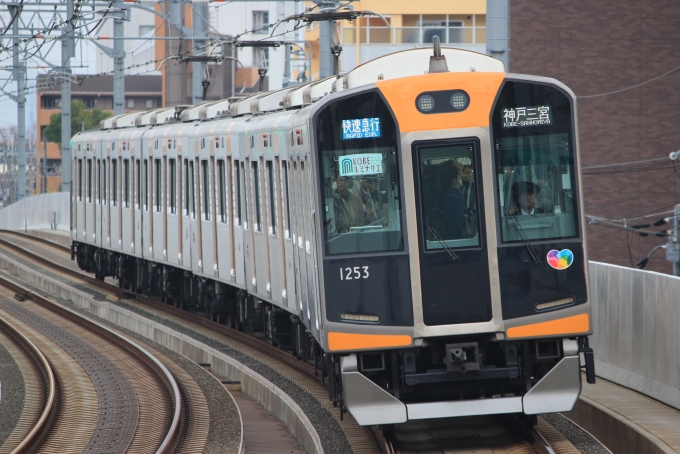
184,159,190,217
102,160,107,205
78,159,83,202
96,160,101,204
189,160,196,219
123,159,130,208
267,160,277,235
241,161,248,227
201,159,210,221
234,160,241,226
155,158,162,212
169,158,177,214
144,159,149,211
252,160,261,231
111,159,118,206
87,159,93,203
135,159,141,210
217,159,227,223
283,161,291,239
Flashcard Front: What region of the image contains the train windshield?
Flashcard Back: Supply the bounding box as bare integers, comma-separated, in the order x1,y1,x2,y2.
315,90,404,255
492,81,580,243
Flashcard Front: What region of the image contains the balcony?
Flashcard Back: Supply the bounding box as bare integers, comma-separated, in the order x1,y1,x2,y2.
342,26,486,46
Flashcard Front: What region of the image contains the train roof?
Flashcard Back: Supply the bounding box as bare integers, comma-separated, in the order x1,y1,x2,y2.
97,47,503,131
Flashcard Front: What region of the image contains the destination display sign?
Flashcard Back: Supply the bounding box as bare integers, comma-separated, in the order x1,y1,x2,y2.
338,153,383,177
502,105,552,128
342,117,381,139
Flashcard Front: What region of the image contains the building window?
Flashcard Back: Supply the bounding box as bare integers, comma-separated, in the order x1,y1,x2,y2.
40,125,47,142
146,99,154,109
252,11,269,34
84,97,95,108
127,98,135,109
253,48,269,67
41,96,61,109
139,25,154,36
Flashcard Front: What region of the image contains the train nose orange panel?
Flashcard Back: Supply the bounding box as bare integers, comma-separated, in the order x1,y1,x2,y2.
328,332,412,351
506,313,590,339
376,72,505,133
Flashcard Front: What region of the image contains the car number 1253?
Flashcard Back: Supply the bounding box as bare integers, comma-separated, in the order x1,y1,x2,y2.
340,266,369,280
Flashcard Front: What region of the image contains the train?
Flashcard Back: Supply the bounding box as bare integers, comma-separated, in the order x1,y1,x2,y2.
71,43,596,426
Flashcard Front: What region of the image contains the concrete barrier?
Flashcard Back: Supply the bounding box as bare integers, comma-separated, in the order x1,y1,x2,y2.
0,193,69,232
589,261,680,411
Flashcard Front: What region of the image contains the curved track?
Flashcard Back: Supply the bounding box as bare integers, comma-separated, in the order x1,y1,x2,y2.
0,273,183,454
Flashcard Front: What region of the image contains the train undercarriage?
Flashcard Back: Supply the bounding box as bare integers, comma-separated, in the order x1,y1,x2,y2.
74,240,595,426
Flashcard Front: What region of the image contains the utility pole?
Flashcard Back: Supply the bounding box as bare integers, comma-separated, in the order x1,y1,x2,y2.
10,4,26,200
61,0,74,195
43,136,48,194
192,2,208,104
113,0,126,115
318,1,338,79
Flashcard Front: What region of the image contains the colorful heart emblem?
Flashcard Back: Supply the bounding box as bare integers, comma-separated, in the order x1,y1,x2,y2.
547,249,573,270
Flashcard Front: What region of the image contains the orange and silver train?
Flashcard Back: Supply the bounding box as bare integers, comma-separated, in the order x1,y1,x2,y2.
71,45,595,426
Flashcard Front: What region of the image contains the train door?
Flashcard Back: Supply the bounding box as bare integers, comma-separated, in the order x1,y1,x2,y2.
199,155,215,276
96,144,103,248
85,148,95,245
232,159,245,286
181,158,193,269
141,142,151,261
252,156,270,298
110,151,121,251
302,156,321,334
412,139,492,325
167,155,179,265
294,159,309,323
215,155,233,283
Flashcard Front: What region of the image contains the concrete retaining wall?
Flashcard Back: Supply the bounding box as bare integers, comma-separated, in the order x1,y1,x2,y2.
589,261,680,411
0,193,69,232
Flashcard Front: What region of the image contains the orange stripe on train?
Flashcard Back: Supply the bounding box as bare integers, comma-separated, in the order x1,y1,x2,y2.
328,332,412,351
506,313,590,339
376,72,505,133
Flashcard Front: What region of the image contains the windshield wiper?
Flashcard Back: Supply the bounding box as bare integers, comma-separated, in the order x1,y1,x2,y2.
427,224,459,262
510,216,541,265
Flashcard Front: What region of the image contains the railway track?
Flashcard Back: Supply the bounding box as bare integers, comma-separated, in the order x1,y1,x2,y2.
0,273,183,453
0,230,581,454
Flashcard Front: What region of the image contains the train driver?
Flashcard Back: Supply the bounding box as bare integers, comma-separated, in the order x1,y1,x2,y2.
508,181,548,216
360,176,389,226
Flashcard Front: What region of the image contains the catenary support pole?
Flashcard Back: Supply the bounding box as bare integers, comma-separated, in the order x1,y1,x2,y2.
318,1,337,79
113,0,125,115
61,0,74,194
11,5,26,200
192,2,207,104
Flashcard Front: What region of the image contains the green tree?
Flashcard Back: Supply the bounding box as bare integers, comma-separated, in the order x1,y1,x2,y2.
43,100,112,146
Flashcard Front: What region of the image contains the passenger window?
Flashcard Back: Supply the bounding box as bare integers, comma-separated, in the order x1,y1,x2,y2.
78,159,83,202
417,143,480,250
241,161,248,227
217,159,227,223
101,160,107,205
234,160,241,226
87,159,92,203
201,159,210,221
155,158,162,212
283,161,291,239
267,160,277,235
111,159,118,206
252,160,261,231
184,159,190,216
189,160,196,219
135,159,141,210
144,159,149,211
169,159,177,214
123,159,130,208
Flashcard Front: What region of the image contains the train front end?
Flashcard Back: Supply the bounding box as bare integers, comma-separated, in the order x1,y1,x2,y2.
311,51,595,425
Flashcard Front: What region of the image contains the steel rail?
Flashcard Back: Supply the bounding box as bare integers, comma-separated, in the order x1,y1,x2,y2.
0,272,183,454
0,313,56,454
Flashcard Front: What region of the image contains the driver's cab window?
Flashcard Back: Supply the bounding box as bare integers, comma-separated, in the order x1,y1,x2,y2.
417,143,480,250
